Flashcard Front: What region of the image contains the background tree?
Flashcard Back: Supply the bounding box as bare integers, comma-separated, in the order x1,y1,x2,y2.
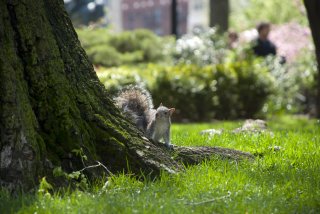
171,0,178,37
209,0,229,32
304,0,320,118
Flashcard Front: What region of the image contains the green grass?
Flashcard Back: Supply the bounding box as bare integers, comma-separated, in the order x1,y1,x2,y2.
1,116,320,213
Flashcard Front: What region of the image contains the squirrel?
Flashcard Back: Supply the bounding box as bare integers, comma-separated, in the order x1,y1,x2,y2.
114,86,175,148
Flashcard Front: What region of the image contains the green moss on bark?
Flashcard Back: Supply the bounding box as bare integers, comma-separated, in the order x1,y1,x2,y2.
0,0,182,190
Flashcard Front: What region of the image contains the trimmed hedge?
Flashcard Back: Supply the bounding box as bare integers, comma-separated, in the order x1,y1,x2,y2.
98,62,275,121
77,28,171,67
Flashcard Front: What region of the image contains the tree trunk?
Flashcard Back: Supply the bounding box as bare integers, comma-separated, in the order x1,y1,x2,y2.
171,0,178,37
304,0,320,118
209,0,229,33
0,0,252,191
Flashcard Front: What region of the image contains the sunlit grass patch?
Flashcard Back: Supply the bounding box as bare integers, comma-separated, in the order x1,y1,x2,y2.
1,116,320,213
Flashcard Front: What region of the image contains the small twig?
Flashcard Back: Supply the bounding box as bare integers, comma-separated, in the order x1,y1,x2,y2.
78,163,100,172
96,161,114,176
78,161,114,176
186,192,231,206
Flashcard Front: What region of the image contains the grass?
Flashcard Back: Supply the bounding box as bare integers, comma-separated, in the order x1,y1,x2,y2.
1,116,320,213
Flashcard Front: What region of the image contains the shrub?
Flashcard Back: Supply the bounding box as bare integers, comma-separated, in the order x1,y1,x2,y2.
86,45,122,67
98,62,275,121
108,29,164,63
172,28,228,66
151,62,274,120
97,66,150,95
263,49,317,115
77,28,171,67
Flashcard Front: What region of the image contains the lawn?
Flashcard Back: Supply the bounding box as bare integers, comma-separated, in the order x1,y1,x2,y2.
1,116,320,213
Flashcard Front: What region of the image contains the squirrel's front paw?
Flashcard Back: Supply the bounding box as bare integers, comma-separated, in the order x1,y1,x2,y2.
165,143,174,150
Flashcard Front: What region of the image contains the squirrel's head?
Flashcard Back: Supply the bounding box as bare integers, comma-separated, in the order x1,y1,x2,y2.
155,103,175,120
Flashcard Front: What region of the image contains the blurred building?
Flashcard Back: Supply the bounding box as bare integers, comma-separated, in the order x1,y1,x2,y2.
64,0,210,36
107,0,189,36
187,0,209,32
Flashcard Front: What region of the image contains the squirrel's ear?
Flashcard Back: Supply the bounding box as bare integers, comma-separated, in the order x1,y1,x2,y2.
169,108,175,115
159,103,163,107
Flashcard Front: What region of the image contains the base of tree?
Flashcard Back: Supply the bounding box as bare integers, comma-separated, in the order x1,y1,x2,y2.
153,141,254,166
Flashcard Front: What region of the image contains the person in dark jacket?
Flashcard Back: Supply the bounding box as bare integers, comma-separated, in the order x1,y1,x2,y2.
253,22,277,57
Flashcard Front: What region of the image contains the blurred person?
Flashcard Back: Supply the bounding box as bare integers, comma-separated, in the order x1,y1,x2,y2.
252,22,277,57
227,30,239,49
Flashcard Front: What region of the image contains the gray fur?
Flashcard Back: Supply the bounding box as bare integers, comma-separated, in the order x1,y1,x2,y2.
114,86,153,132
114,86,174,148
146,106,172,146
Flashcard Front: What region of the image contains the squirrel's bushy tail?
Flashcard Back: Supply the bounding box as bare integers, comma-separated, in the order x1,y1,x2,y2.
114,86,153,132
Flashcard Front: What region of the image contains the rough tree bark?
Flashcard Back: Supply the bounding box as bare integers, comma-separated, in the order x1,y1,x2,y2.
0,0,252,191
304,0,320,118
171,0,178,37
209,0,229,33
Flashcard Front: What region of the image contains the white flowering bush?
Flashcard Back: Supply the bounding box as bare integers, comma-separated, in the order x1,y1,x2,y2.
173,28,227,66
262,48,317,114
